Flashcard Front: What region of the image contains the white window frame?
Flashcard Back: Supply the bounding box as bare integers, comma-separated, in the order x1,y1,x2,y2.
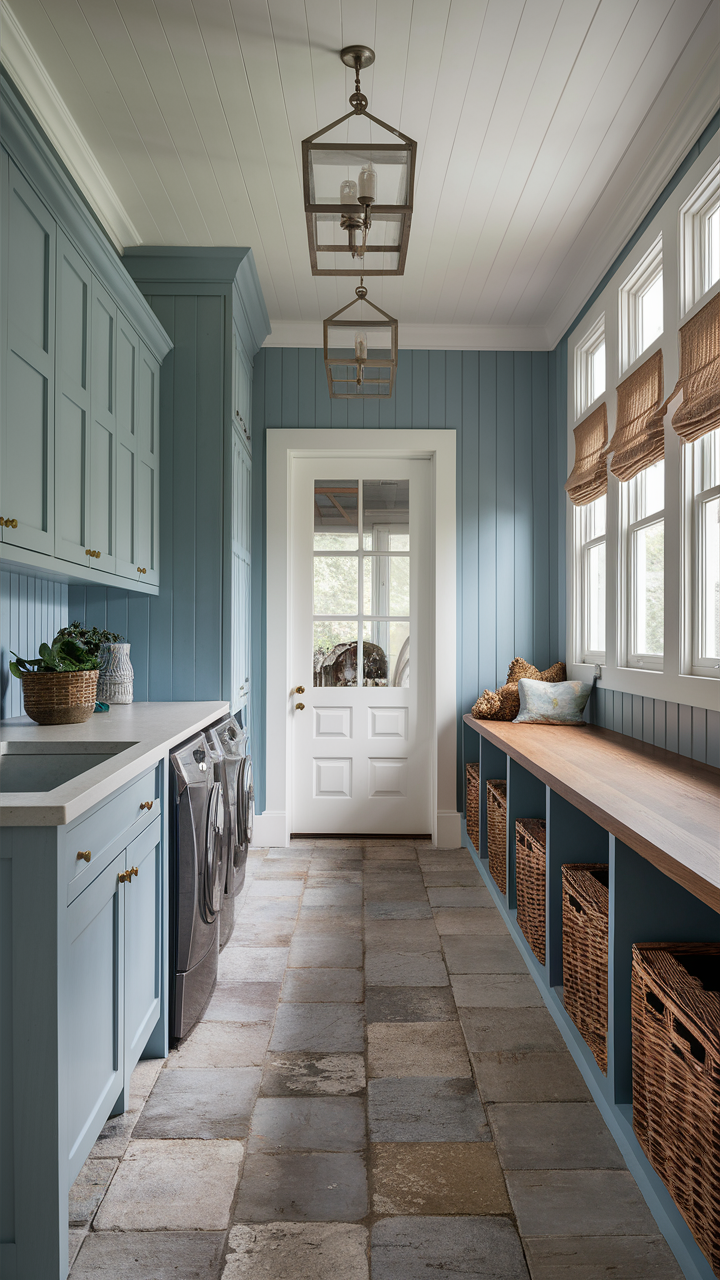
574,314,605,418
619,467,665,672
685,428,720,678
679,156,720,315
618,234,663,374
574,499,606,664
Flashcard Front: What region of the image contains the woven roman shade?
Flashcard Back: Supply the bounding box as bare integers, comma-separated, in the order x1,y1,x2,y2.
565,403,608,506
670,291,720,443
606,349,664,482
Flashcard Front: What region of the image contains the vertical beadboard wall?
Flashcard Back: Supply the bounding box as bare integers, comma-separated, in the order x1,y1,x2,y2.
589,686,720,769
0,571,68,719
251,346,564,811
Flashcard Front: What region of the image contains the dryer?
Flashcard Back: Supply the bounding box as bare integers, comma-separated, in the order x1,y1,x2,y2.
207,714,253,949
169,733,225,1041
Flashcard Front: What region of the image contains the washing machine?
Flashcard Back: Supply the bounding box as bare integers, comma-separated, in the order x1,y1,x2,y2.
207,713,252,949
169,733,225,1041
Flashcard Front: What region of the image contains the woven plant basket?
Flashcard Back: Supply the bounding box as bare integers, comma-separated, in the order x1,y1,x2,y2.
516,819,546,964
466,763,480,851
632,942,720,1272
21,670,99,725
562,863,609,1073
487,780,507,894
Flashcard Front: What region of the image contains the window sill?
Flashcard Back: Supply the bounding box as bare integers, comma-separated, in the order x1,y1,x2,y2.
568,662,720,712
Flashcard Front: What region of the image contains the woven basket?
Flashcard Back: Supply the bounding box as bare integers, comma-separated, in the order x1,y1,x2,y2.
516,819,546,964
487,780,507,894
632,942,720,1271
562,863,609,1073
466,763,480,851
21,670,99,725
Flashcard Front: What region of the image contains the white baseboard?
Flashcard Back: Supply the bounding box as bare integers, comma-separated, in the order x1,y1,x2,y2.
251,811,287,848
436,810,463,848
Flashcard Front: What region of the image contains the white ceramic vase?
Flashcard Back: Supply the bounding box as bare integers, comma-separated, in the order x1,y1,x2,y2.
97,642,134,704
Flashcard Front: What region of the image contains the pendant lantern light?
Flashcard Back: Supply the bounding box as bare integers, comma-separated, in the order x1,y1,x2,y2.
302,46,416,276
323,281,398,398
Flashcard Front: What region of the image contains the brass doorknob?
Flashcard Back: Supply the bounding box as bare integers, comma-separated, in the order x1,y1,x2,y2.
295,702,305,711
140,800,153,811
77,850,92,862
293,686,305,694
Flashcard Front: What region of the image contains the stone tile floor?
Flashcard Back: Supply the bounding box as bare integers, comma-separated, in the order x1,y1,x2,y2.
69,841,684,1279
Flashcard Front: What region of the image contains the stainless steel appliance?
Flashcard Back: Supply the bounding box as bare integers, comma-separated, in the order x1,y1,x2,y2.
207,713,252,949
169,733,225,1041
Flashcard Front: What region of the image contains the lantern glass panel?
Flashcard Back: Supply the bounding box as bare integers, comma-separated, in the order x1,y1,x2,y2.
306,146,411,207
326,323,393,360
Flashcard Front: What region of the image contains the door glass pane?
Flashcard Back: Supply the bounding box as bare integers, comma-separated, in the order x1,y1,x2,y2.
314,556,358,615
363,555,409,617
363,621,410,687
701,495,720,659
633,520,664,655
362,480,409,550
314,621,358,687
314,480,358,549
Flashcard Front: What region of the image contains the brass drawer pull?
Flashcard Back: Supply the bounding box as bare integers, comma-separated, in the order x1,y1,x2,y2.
84,548,101,559
130,865,139,878
118,869,131,883
77,850,92,863
137,566,146,574
140,800,154,811
0,517,18,528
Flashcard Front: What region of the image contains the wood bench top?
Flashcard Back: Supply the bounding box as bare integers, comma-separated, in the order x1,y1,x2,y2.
463,715,720,914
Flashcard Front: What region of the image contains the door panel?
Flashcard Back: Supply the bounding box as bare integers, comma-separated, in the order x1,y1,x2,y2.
88,280,117,571
115,317,138,579
124,819,162,1080
291,457,432,835
54,232,92,566
135,343,160,585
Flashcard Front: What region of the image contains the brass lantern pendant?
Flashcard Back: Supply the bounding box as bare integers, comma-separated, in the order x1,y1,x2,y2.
302,46,416,277
324,281,398,399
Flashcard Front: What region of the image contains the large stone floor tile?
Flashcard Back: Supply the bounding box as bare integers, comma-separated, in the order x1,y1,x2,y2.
443,934,529,974
296,906,362,930
433,907,508,934
366,985,457,1023
254,861,309,877
364,918,441,951
368,1076,489,1142
204,981,281,1023
524,1234,683,1278
223,1222,369,1279
133,1066,261,1139
94,1139,243,1230
363,846,417,859
69,1159,118,1228
303,885,363,906
365,950,449,987
371,1141,510,1215
458,1007,566,1053
245,879,304,900
422,870,483,886
364,885,428,903
234,1151,367,1221
71,1229,226,1278
452,973,544,1007
371,1216,529,1280
472,1051,592,1103
218,946,289,983
226,927,294,947
260,1051,366,1097
128,1058,164,1105
488,1102,624,1169
234,900,300,924
87,1106,140,1161
293,914,362,936
364,901,433,920
307,870,363,885
427,886,493,908
281,967,363,1002
506,1169,660,1237
248,1096,365,1152
288,935,363,969
269,844,314,855
368,1021,471,1078
168,1021,272,1068
270,1002,364,1052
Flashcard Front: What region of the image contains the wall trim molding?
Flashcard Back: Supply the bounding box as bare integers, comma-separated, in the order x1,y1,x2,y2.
263,321,550,352
0,1,140,252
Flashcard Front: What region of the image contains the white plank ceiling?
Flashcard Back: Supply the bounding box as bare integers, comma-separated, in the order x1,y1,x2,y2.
3,0,718,346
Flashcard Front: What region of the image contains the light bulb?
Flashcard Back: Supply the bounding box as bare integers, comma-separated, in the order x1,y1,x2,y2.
354,331,367,360
358,162,377,202
340,179,358,205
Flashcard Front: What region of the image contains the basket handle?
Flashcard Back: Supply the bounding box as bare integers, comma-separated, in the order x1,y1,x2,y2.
644,988,665,1018
671,1015,706,1068
567,893,586,916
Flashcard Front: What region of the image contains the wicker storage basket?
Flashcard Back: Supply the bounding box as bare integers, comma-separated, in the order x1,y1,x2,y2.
562,863,609,1072
21,670,99,725
631,942,720,1272
516,819,546,964
486,780,507,894
466,764,480,851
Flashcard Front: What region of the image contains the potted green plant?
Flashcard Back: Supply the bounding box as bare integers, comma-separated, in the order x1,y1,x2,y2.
10,635,100,725
55,622,133,704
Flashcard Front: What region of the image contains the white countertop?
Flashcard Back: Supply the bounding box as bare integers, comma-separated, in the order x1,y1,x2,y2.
0,701,229,826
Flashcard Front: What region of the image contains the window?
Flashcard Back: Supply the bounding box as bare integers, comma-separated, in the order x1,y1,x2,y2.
574,315,605,417
622,461,665,668
680,157,720,314
577,496,606,662
619,236,663,372
689,427,720,675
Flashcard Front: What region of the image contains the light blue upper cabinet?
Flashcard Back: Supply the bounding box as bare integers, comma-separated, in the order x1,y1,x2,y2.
136,342,160,586
1,159,56,554
54,231,93,568
115,316,139,580
89,280,118,573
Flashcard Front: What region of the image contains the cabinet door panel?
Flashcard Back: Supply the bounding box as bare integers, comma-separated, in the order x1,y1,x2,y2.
115,317,139,579
55,391,87,555
135,343,160,585
1,160,55,552
54,232,92,566
124,818,162,1079
65,850,124,1182
116,441,135,570
87,280,117,571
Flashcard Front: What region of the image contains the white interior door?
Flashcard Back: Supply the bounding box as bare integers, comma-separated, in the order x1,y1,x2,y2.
290,456,432,835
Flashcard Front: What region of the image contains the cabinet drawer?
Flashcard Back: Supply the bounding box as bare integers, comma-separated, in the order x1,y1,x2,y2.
64,765,161,902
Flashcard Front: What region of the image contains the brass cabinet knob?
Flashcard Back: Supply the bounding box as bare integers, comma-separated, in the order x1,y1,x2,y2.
137,566,146,574
0,517,18,528
85,549,101,558
140,800,153,811
118,869,131,883
295,702,305,711
85,548,92,556
293,686,305,695
130,865,139,878
77,850,92,862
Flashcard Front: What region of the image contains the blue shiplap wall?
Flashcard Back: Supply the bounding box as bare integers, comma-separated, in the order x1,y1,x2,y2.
589,687,720,769
0,571,68,719
251,346,565,812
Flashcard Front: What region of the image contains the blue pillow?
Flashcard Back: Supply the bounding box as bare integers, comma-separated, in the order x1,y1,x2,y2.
514,677,592,725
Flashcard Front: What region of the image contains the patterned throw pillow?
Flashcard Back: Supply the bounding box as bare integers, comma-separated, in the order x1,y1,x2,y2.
513,678,593,725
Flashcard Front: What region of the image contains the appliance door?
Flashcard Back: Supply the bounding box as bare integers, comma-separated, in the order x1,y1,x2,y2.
236,755,254,866
201,781,225,923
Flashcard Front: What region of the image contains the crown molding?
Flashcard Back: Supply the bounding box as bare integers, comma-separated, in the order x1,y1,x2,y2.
0,0,140,252
263,320,549,351
545,41,720,350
